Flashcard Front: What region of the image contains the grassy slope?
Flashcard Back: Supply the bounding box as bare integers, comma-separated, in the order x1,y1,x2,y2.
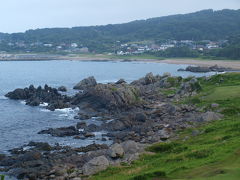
91,73,240,180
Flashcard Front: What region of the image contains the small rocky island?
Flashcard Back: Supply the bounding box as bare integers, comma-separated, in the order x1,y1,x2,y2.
178,64,238,73
1,73,222,179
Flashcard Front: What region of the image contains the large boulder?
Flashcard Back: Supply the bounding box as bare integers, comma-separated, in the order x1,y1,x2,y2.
121,141,142,154
73,76,97,90
199,112,223,122
109,143,124,158
82,156,109,175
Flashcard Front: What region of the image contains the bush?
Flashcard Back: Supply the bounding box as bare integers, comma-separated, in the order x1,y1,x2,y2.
148,142,180,153
132,171,166,180
222,107,240,116
190,97,201,104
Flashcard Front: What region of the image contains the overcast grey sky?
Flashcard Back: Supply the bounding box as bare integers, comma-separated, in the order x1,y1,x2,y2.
0,0,239,33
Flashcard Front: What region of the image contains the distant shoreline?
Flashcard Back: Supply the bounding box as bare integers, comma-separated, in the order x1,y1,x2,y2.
1,54,240,70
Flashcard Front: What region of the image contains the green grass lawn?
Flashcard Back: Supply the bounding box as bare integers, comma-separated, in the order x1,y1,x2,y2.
91,73,240,180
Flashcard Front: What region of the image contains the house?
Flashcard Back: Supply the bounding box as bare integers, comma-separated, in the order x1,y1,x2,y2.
71,43,78,48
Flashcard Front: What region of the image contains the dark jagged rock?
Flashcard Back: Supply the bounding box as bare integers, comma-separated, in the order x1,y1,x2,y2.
5,88,29,100
72,83,141,111
5,85,69,110
74,144,108,153
73,76,97,90
179,65,237,73
115,78,126,84
5,84,69,111
38,126,79,137
58,86,67,92
27,142,52,151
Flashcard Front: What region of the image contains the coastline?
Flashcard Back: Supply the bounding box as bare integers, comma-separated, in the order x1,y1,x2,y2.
1,54,240,70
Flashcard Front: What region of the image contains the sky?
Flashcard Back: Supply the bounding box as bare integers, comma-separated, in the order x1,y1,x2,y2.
0,0,239,33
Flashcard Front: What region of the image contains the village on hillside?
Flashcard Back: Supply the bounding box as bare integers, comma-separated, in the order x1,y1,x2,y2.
0,38,227,58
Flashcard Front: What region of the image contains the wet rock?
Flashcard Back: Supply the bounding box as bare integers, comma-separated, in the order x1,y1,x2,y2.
26,98,40,106
103,120,126,131
74,144,108,153
38,126,79,137
84,132,95,138
76,122,87,129
82,156,109,175
27,142,52,151
73,76,97,90
46,100,69,111
18,151,42,161
85,124,100,132
5,88,29,100
5,84,69,111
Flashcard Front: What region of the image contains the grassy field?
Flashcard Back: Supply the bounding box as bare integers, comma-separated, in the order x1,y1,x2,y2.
91,73,240,180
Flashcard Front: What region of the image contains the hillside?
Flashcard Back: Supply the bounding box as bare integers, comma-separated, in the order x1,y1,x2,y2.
92,73,240,180
0,9,240,53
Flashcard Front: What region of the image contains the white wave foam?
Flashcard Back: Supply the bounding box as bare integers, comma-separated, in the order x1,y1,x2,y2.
0,96,8,100
40,102,48,107
98,79,118,84
40,109,51,112
20,100,26,105
55,107,79,119
55,108,74,113
78,129,84,132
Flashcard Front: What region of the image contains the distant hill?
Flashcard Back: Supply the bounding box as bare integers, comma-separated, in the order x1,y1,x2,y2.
1,9,240,52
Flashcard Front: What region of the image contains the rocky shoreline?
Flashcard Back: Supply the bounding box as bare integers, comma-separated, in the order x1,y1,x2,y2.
1,73,223,179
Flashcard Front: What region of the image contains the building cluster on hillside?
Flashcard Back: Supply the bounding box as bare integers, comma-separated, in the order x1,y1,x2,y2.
116,40,227,55
2,41,89,53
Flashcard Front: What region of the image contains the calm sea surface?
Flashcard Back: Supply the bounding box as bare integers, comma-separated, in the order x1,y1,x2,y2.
0,60,215,154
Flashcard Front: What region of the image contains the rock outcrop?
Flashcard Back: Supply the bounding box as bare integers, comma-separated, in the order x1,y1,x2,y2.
73,76,97,90
5,84,69,110
178,65,236,73
72,83,141,111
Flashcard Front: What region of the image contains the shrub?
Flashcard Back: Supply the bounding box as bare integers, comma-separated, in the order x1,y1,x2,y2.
147,142,180,153
190,97,201,104
132,171,166,180
205,127,215,133
222,107,240,116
